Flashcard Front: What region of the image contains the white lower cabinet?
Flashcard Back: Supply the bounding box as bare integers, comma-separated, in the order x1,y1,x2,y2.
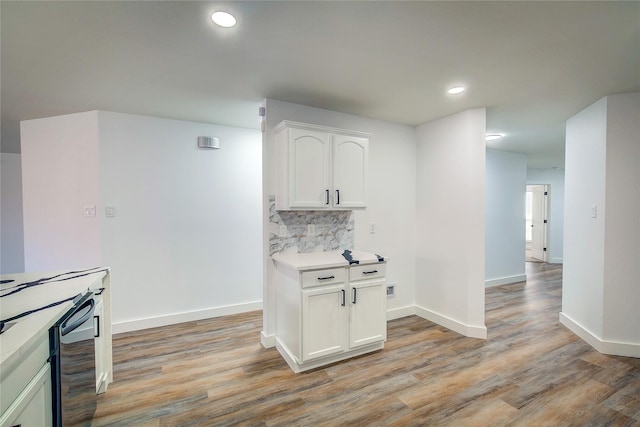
302,284,348,361
0,333,52,427
94,295,109,394
275,262,387,373
0,363,52,427
349,280,387,348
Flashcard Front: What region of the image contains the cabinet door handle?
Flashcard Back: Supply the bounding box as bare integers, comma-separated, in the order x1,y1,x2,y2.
94,315,100,338
352,288,357,304
363,270,378,275
341,289,346,306
325,189,330,205
335,189,340,205
317,275,335,281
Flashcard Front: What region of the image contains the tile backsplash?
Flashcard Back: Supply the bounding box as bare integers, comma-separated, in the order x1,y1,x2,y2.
269,195,354,255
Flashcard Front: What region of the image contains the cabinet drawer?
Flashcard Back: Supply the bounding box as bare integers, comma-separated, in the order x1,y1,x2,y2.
349,263,386,281
302,267,346,288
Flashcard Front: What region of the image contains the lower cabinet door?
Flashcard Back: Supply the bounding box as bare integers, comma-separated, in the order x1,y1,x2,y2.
301,284,348,362
349,280,387,348
94,296,108,394
0,363,52,427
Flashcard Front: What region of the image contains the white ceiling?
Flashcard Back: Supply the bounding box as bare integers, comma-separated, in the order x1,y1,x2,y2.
2,1,639,168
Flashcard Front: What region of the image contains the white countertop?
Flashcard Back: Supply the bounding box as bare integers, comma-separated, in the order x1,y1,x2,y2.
272,250,386,270
0,267,109,374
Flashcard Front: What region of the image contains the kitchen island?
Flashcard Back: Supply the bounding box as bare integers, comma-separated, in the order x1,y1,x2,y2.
0,267,112,426
272,250,388,373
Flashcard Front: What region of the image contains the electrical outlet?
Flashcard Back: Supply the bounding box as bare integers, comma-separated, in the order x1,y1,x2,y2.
307,224,315,236
369,223,376,234
84,204,96,217
387,284,395,297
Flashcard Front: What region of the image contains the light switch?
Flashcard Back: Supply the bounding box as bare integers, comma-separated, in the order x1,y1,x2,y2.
591,205,597,218
105,206,117,217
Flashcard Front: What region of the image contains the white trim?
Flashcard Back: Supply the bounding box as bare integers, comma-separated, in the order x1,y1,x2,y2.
485,274,526,287
415,305,487,339
386,305,416,321
549,257,563,264
275,337,384,373
273,120,372,138
559,312,640,358
261,331,276,348
112,301,263,334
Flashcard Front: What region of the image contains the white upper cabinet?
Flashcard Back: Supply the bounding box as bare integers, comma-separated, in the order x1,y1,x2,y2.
275,121,370,210
332,134,368,208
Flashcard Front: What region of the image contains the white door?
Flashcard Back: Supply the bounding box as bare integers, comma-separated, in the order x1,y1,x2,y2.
301,285,348,361
332,135,368,208
289,128,331,208
349,280,386,348
530,185,547,261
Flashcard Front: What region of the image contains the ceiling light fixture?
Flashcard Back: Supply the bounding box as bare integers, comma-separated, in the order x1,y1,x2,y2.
447,86,465,95
211,11,237,28
485,134,503,141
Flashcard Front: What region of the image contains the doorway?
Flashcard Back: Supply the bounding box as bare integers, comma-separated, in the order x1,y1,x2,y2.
526,185,548,262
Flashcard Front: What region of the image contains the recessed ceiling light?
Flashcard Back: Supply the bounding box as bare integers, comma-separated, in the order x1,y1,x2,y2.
447,86,465,95
486,134,503,141
211,11,237,28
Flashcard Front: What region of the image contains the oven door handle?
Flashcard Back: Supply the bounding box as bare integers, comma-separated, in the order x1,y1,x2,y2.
61,298,95,336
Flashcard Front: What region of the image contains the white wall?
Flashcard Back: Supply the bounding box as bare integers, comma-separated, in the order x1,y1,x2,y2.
561,93,640,357
485,149,527,286
601,93,640,346
563,97,607,339
261,99,417,344
21,112,102,272
1,153,25,273
415,108,487,338
21,111,263,333
527,168,565,264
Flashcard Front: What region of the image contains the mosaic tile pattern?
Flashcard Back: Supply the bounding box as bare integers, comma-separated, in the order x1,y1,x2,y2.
268,196,354,255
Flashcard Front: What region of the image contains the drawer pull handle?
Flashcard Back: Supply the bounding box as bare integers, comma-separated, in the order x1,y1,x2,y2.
318,275,335,281
341,289,346,306
363,270,378,275
325,189,330,205
352,288,357,304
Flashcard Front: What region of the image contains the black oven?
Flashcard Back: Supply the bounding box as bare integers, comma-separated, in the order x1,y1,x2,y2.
49,291,99,427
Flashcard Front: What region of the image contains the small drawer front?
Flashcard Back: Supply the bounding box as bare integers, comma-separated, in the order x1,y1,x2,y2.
349,263,386,281
302,267,346,288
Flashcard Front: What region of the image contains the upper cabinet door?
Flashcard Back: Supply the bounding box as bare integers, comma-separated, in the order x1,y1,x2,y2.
274,121,370,210
289,128,331,209
332,135,368,209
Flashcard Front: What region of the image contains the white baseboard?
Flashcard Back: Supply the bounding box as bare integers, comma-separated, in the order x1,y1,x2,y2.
261,331,276,348
386,305,416,321
415,305,487,339
485,274,526,287
112,301,263,334
549,257,563,264
559,312,640,358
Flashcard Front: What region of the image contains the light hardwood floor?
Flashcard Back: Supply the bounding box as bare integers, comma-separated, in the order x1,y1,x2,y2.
89,262,640,426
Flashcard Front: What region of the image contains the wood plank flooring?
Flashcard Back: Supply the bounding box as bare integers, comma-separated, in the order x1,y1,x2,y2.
90,262,640,426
